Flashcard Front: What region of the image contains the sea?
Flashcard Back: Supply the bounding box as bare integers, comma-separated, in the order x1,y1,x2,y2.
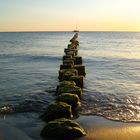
0,32,140,139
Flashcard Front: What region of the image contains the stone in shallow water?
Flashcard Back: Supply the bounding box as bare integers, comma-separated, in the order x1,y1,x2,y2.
56,93,80,108
56,81,76,93
64,48,78,56
56,85,82,98
69,76,84,88
40,118,86,139
74,65,86,76
68,44,77,49
60,64,73,70
63,59,74,65
58,69,78,81
70,39,79,46
62,71,76,81
63,55,72,61
40,102,72,122
74,56,82,65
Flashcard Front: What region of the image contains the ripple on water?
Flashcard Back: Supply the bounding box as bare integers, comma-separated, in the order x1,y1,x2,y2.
79,91,140,122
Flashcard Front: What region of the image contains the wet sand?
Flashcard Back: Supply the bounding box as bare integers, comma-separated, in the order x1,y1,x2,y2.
0,113,140,140
0,113,44,140
77,116,140,140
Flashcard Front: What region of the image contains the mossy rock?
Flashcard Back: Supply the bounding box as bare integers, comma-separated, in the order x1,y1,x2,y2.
65,51,76,57
74,41,79,46
70,39,79,46
56,85,82,98
40,102,72,122
56,93,80,108
74,56,82,65
68,44,77,49
63,58,76,64
59,69,78,81
63,59,74,65
64,49,78,56
63,55,72,61
69,76,84,88
67,44,75,49
62,71,76,81
41,118,86,139
60,64,73,70
70,38,75,43
56,81,76,93
63,58,75,64
74,65,86,76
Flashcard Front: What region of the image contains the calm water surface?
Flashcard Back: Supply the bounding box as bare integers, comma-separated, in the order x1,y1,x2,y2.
0,32,140,122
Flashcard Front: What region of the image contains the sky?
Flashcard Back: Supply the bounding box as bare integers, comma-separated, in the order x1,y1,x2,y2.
0,0,140,32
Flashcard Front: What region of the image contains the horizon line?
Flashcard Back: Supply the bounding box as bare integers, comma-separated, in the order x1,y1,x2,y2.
0,30,140,33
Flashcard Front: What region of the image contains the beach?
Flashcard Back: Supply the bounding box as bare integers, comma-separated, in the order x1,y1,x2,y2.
78,116,140,140
0,113,140,140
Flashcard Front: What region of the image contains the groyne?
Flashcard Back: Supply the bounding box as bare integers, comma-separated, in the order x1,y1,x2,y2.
40,33,86,139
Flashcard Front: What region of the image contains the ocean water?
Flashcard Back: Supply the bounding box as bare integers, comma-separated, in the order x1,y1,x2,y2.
0,32,140,123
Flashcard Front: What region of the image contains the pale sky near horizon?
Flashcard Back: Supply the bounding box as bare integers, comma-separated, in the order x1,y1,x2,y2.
0,0,140,31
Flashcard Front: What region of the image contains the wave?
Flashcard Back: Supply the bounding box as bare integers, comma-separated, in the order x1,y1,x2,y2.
0,54,62,62
79,91,140,123
0,91,56,114
1,89,140,123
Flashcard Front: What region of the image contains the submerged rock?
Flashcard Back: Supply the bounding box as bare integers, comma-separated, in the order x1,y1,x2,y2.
41,102,72,122
56,93,80,108
41,118,86,139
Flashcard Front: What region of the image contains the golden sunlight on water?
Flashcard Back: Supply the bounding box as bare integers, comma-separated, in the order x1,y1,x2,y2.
80,51,140,60
82,126,140,140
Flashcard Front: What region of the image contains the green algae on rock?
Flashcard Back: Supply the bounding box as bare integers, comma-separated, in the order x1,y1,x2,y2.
56,93,80,108
64,48,78,56
41,118,86,139
56,81,76,93
62,71,76,81
57,80,76,87
74,65,86,76
63,55,72,61
40,33,86,139
41,102,72,122
68,44,77,49
60,64,73,70
63,59,74,65
59,69,78,81
69,76,84,88
56,85,82,98
74,56,82,65
70,40,79,46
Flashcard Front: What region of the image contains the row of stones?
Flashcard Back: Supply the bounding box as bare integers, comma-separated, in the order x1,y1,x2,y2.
40,33,86,139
